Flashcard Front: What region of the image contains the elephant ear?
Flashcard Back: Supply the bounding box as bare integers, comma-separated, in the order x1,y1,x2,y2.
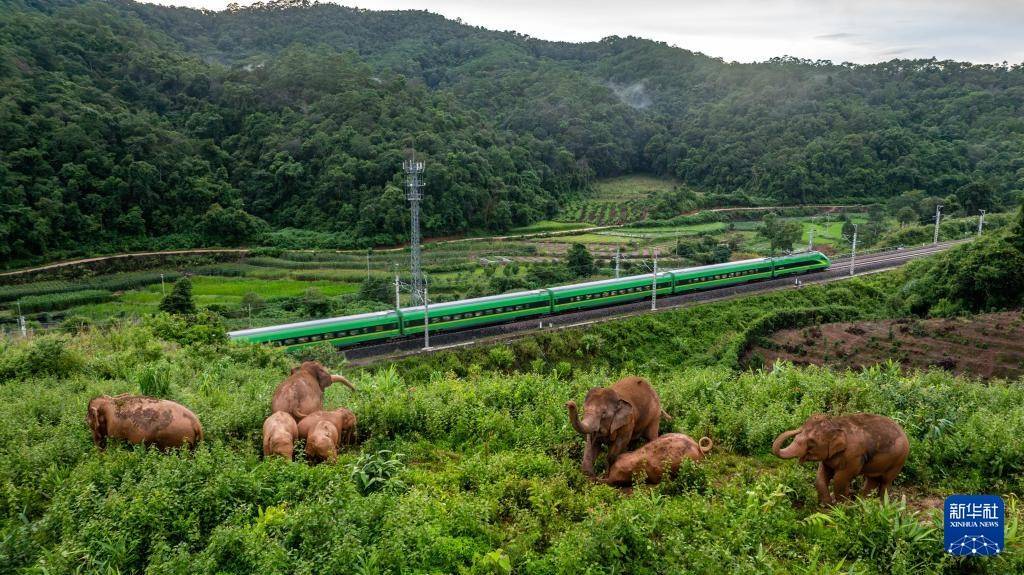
827,428,847,459
610,399,634,434
315,365,333,390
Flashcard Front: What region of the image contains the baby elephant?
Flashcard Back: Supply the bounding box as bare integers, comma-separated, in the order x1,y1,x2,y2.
305,420,340,463
297,408,357,446
772,413,909,506
604,433,713,486
263,411,299,460
87,394,203,450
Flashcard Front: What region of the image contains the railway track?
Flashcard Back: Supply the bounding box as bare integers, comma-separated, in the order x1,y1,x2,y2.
342,239,970,366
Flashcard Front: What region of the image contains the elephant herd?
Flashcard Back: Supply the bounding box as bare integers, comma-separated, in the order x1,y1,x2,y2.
567,375,910,506
85,366,910,507
85,361,358,464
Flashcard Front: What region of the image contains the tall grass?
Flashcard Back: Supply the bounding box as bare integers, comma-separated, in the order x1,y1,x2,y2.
0,325,1021,573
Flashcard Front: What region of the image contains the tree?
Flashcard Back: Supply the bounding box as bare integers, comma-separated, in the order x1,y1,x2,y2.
896,206,917,227
358,276,393,304
1010,204,1024,253
159,277,196,315
566,244,596,278
758,213,802,255
955,181,995,216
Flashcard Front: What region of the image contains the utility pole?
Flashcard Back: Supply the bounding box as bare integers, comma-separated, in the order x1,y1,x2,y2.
978,209,986,235
366,248,371,280
849,224,858,277
394,273,401,311
808,227,814,252
614,246,621,278
422,277,430,350
933,204,943,245
17,302,26,338
404,155,425,304
651,250,659,311
160,273,166,295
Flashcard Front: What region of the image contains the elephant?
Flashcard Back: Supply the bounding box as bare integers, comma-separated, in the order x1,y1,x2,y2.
566,375,670,477
297,408,357,447
87,394,203,450
772,413,910,506
271,361,356,421
305,420,340,463
604,433,712,486
262,411,299,460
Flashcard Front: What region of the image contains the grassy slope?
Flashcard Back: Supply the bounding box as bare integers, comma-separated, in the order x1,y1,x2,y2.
0,323,1021,574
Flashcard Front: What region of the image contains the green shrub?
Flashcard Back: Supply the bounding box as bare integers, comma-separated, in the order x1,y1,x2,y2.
349,450,406,495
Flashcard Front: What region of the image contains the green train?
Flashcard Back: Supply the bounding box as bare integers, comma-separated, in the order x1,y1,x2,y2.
228,251,830,349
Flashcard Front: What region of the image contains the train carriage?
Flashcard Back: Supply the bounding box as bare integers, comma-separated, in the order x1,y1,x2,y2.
670,257,775,293
547,272,673,313
228,309,402,349
399,289,551,335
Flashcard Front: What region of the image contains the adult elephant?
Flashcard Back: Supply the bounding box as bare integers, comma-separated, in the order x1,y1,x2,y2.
271,361,356,421
87,394,203,450
566,375,669,477
772,413,910,506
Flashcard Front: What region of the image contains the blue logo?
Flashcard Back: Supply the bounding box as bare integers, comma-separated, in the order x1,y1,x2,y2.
944,494,1004,556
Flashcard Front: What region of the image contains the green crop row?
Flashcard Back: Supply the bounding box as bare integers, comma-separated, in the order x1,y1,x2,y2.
14,290,113,313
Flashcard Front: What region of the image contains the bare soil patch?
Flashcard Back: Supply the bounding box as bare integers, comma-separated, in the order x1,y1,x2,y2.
745,311,1024,379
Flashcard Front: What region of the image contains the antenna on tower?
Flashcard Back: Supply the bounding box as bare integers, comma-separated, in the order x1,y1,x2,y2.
404,152,425,304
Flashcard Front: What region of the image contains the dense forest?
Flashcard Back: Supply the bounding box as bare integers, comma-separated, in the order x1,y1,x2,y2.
3,0,1024,266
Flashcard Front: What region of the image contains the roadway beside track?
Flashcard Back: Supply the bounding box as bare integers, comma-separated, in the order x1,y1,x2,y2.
343,239,970,366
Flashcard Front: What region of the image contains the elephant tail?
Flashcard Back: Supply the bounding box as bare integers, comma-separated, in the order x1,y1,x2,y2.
698,437,713,454
660,408,673,421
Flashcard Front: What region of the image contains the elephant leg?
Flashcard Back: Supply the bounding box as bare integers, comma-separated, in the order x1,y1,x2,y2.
861,477,880,498
606,433,632,468
878,470,899,498
581,435,598,477
831,469,858,503
644,418,659,442
815,464,834,506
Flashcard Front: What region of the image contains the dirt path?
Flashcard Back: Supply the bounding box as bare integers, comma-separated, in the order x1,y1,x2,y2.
1,249,249,279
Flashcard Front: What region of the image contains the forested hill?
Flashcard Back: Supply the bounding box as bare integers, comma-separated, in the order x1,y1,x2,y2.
3,0,1024,266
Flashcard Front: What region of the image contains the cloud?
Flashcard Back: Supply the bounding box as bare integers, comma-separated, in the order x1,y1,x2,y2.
814,33,859,40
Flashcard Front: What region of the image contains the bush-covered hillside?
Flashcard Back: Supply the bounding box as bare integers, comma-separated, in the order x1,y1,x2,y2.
4,0,1024,265
1,324,1022,573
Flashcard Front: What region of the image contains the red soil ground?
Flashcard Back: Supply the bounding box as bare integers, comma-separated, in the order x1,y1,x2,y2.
745,311,1024,379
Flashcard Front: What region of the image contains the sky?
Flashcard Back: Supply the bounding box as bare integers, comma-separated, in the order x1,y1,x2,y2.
143,0,1024,64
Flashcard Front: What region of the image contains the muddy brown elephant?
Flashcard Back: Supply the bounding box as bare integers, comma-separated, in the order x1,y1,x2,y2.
772,413,910,506
263,411,299,460
271,361,355,421
87,394,203,450
305,420,340,463
604,433,712,486
297,408,357,447
566,375,670,477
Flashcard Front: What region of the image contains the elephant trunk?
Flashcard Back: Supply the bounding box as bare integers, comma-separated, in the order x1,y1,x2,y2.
331,374,357,392
772,428,803,459
566,401,589,435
